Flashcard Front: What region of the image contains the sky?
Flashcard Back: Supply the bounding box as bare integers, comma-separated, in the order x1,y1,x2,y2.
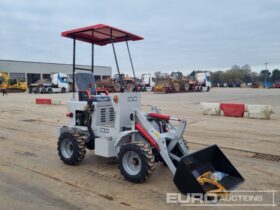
0,0,279,76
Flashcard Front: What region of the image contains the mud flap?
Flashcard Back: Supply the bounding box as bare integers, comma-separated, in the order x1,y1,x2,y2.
173,145,244,195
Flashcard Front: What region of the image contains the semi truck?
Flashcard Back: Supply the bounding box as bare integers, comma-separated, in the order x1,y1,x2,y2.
29,73,69,93
191,71,212,92
140,73,155,91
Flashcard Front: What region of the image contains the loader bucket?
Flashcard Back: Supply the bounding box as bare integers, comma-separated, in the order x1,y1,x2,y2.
173,145,244,196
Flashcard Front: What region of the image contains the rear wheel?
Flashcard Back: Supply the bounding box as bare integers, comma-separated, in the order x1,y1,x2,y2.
118,142,155,183
113,82,121,92
183,83,189,92
40,87,46,94
172,82,180,92
61,87,66,93
47,87,53,93
126,83,135,92
57,131,86,165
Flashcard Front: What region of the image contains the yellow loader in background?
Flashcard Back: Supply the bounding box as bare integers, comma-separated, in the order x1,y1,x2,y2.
154,71,189,93
0,72,27,92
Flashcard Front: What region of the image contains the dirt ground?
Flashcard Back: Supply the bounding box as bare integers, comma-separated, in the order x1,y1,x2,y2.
0,88,279,210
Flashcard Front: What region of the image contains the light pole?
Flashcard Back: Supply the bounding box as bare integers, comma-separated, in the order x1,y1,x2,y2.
264,62,268,88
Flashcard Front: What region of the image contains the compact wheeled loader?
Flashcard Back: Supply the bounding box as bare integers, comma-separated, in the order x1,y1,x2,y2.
57,24,244,198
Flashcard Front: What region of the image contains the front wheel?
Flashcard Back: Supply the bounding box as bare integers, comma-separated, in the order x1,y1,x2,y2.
57,131,86,165
183,83,189,92
118,142,155,183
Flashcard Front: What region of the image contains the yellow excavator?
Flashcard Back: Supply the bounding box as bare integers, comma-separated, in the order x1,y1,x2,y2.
0,72,27,92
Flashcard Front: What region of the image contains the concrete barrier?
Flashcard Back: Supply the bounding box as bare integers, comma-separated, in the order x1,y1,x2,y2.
246,104,273,119
200,102,273,120
35,98,52,104
220,103,245,117
35,98,62,105
200,102,221,116
51,99,62,105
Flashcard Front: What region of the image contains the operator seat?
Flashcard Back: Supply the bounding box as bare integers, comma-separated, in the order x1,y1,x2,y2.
75,73,110,102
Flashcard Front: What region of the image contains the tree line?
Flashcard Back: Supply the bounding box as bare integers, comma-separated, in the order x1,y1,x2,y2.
210,65,280,85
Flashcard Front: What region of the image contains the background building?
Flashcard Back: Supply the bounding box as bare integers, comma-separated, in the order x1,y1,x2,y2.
0,60,112,85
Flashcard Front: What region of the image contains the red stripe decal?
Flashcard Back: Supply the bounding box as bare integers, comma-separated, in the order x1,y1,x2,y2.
135,123,160,150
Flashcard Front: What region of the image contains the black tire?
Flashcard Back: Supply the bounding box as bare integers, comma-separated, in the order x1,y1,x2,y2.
47,87,53,93
207,86,210,92
172,82,180,92
32,87,38,94
86,137,95,150
61,87,66,93
126,83,135,92
118,142,155,183
113,82,121,92
40,87,46,94
183,83,189,92
57,131,86,165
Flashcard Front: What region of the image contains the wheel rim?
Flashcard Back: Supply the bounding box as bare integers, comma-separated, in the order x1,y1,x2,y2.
122,151,142,175
127,83,134,91
61,138,74,158
184,83,189,91
114,83,121,92
173,83,180,92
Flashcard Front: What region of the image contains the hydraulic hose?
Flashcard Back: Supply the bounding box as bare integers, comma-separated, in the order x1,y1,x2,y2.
85,99,95,141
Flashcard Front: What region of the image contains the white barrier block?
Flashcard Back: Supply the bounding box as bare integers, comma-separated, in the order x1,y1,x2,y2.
200,102,221,116
52,100,62,105
246,104,273,119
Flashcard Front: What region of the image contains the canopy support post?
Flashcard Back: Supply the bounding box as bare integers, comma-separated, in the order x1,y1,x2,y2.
126,40,136,81
111,37,124,92
91,43,94,73
91,30,95,73
72,38,76,99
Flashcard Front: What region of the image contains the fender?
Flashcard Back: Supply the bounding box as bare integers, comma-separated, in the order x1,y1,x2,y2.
114,130,138,148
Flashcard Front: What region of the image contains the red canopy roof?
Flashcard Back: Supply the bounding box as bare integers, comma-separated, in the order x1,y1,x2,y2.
61,24,143,46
